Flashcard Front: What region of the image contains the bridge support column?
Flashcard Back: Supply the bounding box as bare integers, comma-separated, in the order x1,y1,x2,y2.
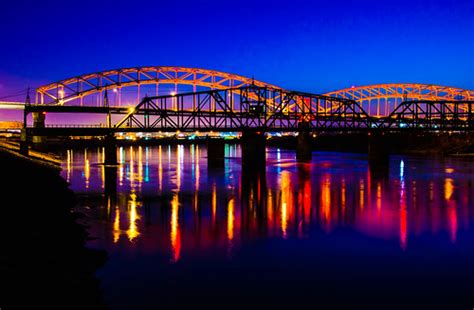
368,132,390,168
296,122,312,161
241,131,266,168
20,129,29,156
207,138,225,169
104,134,117,166
104,166,117,195
31,112,46,144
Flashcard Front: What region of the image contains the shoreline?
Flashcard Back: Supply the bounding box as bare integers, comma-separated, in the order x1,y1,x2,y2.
0,148,107,309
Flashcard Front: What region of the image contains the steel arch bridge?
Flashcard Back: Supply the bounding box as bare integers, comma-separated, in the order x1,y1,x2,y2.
324,83,474,117
35,66,280,106
34,67,474,118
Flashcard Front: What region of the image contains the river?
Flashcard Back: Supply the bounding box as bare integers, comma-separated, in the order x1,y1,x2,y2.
61,145,474,309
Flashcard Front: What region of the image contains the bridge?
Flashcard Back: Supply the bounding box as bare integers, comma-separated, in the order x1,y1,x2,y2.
23,85,473,135
1,66,473,165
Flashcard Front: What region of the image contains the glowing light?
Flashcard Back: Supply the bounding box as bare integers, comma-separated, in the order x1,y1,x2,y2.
359,179,365,209
175,145,184,191
195,145,200,191
399,167,407,250
138,146,143,189
376,182,382,211
84,149,90,189
119,147,124,186
58,89,65,99
113,88,118,93
212,182,217,225
170,194,181,263
400,160,405,180
321,174,331,222
158,145,163,192
129,146,135,190
444,178,454,200
227,197,235,245
400,202,407,250
267,189,273,229
126,193,140,242
445,167,454,174
281,202,288,239
341,179,346,214
113,206,120,243
170,91,176,96
280,171,292,239
128,107,135,113
66,149,72,183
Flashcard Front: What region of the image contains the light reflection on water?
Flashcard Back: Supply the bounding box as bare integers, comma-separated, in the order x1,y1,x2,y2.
63,145,474,258
62,144,474,308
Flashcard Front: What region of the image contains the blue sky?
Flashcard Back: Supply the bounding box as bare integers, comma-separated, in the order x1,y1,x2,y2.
0,0,473,100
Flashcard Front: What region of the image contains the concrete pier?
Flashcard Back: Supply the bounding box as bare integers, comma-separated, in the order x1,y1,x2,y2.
296,130,312,162
104,166,117,194
368,132,390,167
241,131,266,167
104,134,117,165
20,129,29,156
31,112,46,144
207,138,225,169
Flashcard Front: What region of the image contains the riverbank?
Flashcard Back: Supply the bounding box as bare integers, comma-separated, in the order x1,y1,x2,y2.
0,148,106,309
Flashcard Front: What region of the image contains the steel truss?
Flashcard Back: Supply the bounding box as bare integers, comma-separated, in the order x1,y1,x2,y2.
24,87,474,134
381,100,474,130
113,85,369,131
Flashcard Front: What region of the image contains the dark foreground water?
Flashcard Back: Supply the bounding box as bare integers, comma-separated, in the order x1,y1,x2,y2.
62,145,474,309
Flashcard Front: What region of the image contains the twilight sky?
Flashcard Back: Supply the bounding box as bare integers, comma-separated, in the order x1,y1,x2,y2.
0,0,473,102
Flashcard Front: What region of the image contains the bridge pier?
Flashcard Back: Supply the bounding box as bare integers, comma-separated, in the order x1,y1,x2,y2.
20,129,29,156
104,134,117,166
31,112,46,144
104,166,117,194
241,131,266,168
296,123,312,162
368,132,390,168
207,138,225,169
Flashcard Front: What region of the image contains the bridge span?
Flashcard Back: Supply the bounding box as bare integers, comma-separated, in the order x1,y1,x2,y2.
17,84,474,166
24,85,473,134
1,66,473,168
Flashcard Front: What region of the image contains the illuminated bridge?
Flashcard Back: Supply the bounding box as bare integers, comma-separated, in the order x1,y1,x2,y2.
14,66,473,133
1,66,473,162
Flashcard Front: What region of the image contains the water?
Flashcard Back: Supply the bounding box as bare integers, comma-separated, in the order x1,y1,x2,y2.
62,145,474,309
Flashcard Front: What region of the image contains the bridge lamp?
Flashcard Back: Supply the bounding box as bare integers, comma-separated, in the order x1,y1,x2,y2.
170,91,176,96
113,88,118,93
128,107,135,113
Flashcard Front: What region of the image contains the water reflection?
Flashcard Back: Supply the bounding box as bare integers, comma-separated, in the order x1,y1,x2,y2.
64,145,474,260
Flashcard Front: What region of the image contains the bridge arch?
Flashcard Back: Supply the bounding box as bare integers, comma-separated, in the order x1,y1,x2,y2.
324,83,474,116
36,66,281,105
